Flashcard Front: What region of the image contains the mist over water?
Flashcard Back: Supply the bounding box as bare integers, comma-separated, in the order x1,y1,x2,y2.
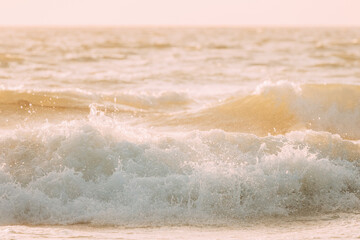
1,28,360,229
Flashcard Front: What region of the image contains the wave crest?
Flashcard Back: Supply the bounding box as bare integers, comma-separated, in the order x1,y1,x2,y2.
172,82,360,139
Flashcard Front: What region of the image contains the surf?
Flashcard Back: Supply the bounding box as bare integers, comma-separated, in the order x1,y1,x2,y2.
0,111,360,226
163,82,360,139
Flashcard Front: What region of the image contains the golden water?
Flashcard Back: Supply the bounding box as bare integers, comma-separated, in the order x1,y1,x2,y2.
1,27,360,239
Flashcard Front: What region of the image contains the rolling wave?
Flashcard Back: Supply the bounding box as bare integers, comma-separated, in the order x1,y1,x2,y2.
1,82,360,226
2,82,360,140
170,82,360,139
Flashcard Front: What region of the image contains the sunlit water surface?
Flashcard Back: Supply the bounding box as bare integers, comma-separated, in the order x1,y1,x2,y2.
1,27,360,239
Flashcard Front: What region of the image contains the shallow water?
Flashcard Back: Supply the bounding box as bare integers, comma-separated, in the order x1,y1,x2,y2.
2,213,360,239
0,27,360,238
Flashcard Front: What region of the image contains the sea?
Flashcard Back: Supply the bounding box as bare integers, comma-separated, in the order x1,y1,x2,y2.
0,27,360,239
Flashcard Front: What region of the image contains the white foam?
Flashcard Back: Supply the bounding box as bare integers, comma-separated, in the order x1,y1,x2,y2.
0,116,359,226
253,81,360,139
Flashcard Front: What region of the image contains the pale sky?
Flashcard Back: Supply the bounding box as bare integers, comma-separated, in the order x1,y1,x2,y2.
0,0,360,26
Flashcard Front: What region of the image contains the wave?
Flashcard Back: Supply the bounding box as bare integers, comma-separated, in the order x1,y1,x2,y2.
0,53,24,68
170,82,360,140
0,115,359,226
3,82,360,140
0,88,191,113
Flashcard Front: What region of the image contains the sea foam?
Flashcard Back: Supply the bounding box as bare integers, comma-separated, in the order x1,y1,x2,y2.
1,112,359,226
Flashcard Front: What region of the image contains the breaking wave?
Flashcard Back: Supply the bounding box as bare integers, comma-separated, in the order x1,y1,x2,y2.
173,82,360,139
0,113,359,226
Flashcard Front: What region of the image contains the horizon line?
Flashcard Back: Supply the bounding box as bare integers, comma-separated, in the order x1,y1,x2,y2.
1,24,360,28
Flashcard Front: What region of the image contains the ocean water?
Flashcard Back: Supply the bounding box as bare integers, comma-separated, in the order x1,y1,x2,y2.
0,27,360,239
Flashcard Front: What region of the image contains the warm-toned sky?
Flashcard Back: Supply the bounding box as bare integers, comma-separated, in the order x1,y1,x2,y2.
0,0,359,26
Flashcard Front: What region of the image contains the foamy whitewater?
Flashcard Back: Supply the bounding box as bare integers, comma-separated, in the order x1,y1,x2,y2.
1,28,360,239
